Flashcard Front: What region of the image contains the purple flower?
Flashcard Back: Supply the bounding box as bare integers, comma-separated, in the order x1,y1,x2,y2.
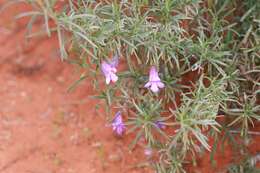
144,148,153,157
111,111,126,136
144,66,165,93
101,54,119,85
155,121,166,129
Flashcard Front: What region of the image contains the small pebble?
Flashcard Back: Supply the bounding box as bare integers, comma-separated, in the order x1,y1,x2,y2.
108,153,121,162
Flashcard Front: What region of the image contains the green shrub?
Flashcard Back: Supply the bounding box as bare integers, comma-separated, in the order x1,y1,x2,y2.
17,0,260,172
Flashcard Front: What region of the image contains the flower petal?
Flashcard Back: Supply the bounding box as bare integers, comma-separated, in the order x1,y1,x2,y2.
116,126,123,135
144,82,151,88
149,66,157,80
105,76,111,84
149,66,161,81
101,61,111,75
111,67,117,73
110,73,118,83
112,111,125,135
157,81,165,88
112,112,122,126
151,83,159,93
144,148,153,157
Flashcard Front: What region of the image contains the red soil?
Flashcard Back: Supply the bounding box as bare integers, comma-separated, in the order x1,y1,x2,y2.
0,1,259,173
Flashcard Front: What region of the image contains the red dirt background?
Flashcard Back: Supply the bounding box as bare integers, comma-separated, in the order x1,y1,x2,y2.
0,1,259,173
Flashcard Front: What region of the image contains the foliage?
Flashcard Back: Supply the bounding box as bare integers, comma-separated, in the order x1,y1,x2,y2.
10,0,260,172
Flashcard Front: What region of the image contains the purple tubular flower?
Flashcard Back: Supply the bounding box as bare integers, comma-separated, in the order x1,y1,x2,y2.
144,66,165,93
155,121,166,129
101,54,119,85
111,111,126,136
